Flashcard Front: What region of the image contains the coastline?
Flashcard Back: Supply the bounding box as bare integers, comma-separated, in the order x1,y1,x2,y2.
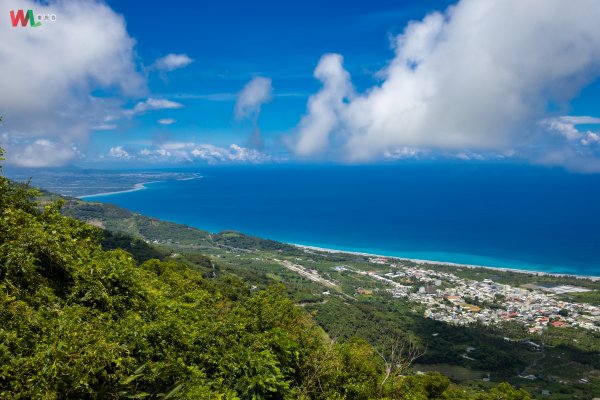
292,243,600,281
78,175,202,200
74,175,598,280
78,181,160,199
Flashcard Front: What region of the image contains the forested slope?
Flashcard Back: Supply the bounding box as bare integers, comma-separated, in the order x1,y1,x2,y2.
0,149,530,399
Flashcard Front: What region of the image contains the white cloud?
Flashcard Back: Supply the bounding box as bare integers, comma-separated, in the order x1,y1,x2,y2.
92,124,117,131
235,77,273,120
109,146,131,159
135,142,272,164
537,115,600,171
293,0,600,170
126,98,184,116
453,151,485,161
581,132,600,146
295,54,353,155
542,117,583,141
558,116,600,125
227,144,269,163
383,147,423,160
0,0,145,167
9,140,78,168
235,77,274,150
157,118,176,125
543,116,600,142
139,148,172,158
154,54,193,71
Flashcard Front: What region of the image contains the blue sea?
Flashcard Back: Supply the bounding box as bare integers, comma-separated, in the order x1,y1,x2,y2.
84,163,600,276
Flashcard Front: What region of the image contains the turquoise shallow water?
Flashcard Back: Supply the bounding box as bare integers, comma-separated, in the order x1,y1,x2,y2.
85,163,600,276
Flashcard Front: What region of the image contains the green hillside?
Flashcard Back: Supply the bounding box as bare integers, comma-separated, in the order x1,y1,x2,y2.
0,149,533,399
56,192,600,398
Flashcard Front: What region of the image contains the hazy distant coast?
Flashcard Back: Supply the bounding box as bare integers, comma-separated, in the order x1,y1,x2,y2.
78,175,202,199
79,181,156,199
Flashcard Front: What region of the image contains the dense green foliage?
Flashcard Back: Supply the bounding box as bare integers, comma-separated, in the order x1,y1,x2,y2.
61,201,211,247
100,230,169,264
558,290,600,306
0,149,532,399
33,150,600,398
305,297,531,372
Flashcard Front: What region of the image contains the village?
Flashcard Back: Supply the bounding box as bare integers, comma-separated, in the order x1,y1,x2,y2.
358,257,600,334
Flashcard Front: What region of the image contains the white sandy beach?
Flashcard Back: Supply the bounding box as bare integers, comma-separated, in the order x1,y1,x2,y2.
78,181,158,199
78,175,202,199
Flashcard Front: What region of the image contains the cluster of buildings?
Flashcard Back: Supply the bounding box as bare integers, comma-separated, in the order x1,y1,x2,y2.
361,261,600,333
285,253,599,334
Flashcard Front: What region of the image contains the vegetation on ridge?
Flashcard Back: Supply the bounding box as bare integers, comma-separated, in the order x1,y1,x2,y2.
0,147,531,399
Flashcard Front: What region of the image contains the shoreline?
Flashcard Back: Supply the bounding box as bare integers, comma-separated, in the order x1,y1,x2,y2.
78,181,160,199
78,175,202,200
292,244,600,281
75,177,598,281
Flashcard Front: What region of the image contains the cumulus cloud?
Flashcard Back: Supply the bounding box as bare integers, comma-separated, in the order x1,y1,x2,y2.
154,53,193,71
190,143,269,163
109,146,131,159
235,77,273,120
157,118,176,125
544,116,600,145
581,132,600,146
8,140,78,168
235,77,273,149
383,147,423,160
295,54,353,155
134,142,272,164
543,117,584,141
293,0,600,170
534,115,600,171
0,0,145,167
126,98,184,116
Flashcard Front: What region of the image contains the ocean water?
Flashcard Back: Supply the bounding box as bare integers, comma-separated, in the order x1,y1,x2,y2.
84,163,600,276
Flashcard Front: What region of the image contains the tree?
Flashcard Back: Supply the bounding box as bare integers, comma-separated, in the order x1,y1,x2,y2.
0,149,532,399
558,308,569,317
376,337,425,395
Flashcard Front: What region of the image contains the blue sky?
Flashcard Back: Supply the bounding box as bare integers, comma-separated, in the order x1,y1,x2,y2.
2,0,600,171
97,0,453,156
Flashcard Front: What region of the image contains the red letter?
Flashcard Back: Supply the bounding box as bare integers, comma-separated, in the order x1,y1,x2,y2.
10,10,29,27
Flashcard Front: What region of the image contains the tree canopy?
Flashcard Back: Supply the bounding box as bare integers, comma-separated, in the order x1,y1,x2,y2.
0,148,530,399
